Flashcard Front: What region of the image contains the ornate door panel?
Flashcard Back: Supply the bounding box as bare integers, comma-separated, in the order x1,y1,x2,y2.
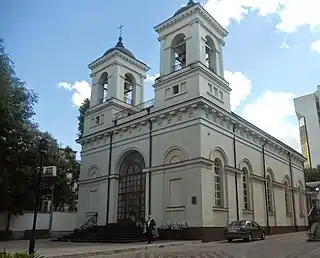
117,151,146,222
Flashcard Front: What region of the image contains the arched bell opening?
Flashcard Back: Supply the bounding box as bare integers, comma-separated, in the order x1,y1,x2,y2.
205,35,216,72
123,73,136,105
98,72,108,103
171,33,187,72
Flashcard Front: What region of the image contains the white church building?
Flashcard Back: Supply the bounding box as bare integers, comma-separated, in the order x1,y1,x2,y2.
77,1,308,241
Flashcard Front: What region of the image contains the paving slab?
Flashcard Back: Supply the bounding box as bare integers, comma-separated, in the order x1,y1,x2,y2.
99,232,318,258
0,239,200,258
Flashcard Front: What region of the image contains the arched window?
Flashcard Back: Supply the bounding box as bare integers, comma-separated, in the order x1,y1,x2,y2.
213,158,223,207
266,175,273,212
284,181,291,214
99,72,108,103
117,151,146,221
205,36,216,72
171,33,186,72
124,73,135,105
242,167,249,210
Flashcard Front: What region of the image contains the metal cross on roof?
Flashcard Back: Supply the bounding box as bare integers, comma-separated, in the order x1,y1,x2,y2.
118,24,124,38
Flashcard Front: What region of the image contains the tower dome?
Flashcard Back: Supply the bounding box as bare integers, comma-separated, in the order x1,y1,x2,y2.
104,37,135,58
174,0,196,16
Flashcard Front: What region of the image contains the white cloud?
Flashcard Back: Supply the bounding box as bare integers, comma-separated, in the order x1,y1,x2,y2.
280,42,290,49
204,0,320,33
224,70,299,150
58,74,160,107
58,80,91,107
145,73,160,83
311,40,320,54
225,71,252,111
242,90,300,150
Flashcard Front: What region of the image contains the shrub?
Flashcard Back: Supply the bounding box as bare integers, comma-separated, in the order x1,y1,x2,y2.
159,221,188,231
0,250,44,258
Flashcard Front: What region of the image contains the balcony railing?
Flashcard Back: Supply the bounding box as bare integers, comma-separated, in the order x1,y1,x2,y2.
96,96,132,107
98,96,110,105
123,96,133,105
113,98,154,121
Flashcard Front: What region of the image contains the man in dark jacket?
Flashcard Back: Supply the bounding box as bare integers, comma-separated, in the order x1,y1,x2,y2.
146,215,156,244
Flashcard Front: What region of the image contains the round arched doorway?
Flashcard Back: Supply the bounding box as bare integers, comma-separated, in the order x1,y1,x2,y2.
117,151,146,222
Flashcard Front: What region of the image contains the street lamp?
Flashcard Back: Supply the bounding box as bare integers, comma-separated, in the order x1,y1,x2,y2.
28,138,48,254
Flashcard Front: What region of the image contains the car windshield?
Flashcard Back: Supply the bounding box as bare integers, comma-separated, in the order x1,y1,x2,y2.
229,220,246,227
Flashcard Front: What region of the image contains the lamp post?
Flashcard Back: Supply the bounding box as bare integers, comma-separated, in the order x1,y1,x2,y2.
29,138,48,254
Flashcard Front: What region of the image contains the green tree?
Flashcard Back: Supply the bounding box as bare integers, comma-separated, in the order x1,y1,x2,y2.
0,40,80,235
77,98,90,138
0,39,41,235
35,131,80,211
0,38,39,216
305,165,320,182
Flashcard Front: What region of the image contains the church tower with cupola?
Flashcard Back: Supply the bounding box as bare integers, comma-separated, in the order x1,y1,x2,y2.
153,0,231,112
83,36,150,136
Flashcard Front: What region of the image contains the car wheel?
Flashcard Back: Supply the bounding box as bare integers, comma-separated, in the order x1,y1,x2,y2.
261,232,265,240
245,233,252,242
227,239,232,242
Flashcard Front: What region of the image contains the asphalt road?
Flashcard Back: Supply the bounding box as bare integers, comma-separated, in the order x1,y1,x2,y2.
102,232,320,258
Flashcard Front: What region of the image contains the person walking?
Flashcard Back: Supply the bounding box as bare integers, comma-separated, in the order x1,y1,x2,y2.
146,215,156,244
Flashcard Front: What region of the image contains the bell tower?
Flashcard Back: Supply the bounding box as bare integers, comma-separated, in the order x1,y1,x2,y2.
89,36,149,107
83,35,150,136
153,0,232,112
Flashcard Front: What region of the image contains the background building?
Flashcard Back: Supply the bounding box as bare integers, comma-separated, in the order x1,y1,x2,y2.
294,86,320,168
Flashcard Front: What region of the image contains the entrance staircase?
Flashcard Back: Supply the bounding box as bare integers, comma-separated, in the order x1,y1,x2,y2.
56,214,147,243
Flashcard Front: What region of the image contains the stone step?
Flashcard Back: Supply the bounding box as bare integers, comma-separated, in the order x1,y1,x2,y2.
55,223,146,243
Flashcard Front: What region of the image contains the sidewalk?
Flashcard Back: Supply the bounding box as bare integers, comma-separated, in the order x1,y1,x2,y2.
0,240,201,258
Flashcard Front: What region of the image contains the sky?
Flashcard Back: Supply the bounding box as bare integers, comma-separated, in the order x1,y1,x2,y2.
1,0,320,157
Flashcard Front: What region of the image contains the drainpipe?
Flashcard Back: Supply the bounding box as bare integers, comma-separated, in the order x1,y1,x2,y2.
262,140,270,234
233,124,240,220
147,108,153,217
302,161,310,228
288,152,298,232
106,129,114,225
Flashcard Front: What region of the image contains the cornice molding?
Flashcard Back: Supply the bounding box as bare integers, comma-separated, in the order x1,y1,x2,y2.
154,62,231,92
154,4,228,38
143,157,214,173
251,174,266,182
88,50,150,72
273,181,285,188
78,96,305,166
225,165,242,175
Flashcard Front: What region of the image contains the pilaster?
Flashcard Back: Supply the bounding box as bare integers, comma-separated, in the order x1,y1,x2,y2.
189,18,204,64
108,177,118,223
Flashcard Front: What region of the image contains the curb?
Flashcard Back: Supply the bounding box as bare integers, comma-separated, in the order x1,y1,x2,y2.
46,241,201,258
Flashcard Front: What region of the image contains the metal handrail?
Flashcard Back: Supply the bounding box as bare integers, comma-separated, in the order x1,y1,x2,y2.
80,213,98,231
113,98,154,121
308,206,314,217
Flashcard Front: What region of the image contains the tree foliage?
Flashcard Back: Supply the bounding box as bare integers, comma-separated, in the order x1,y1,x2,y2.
77,98,90,139
0,38,39,215
0,39,80,217
305,165,320,182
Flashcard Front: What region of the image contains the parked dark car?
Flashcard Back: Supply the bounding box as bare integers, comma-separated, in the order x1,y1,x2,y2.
224,220,266,242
